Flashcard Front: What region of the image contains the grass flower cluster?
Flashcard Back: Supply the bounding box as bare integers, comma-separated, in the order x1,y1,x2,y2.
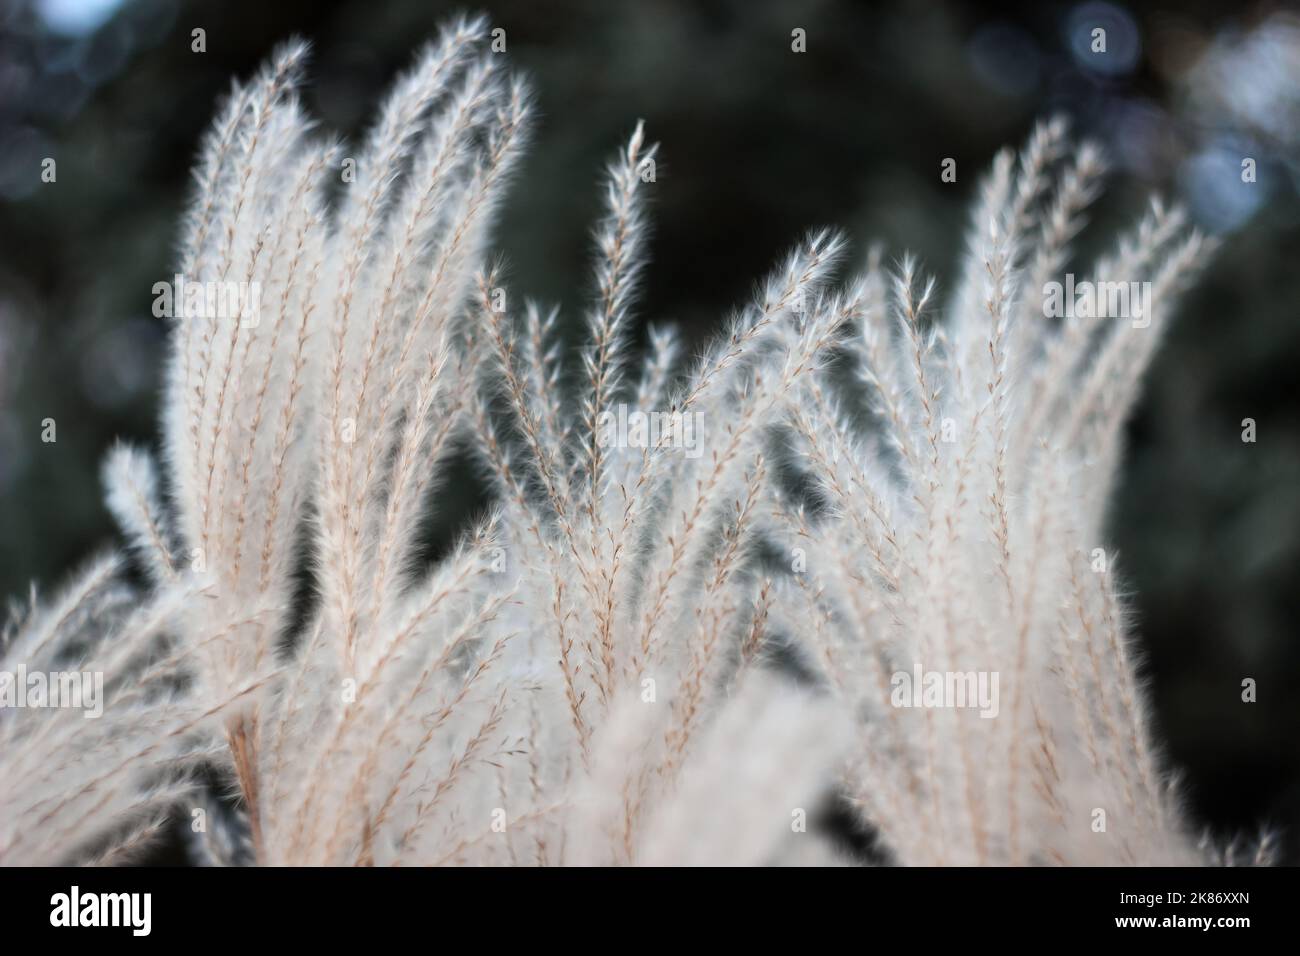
1,16,1264,867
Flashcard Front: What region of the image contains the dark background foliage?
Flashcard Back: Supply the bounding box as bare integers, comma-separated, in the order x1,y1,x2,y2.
1,0,1297,861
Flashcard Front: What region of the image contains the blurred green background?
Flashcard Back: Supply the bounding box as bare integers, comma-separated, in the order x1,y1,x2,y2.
1,0,1297,861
